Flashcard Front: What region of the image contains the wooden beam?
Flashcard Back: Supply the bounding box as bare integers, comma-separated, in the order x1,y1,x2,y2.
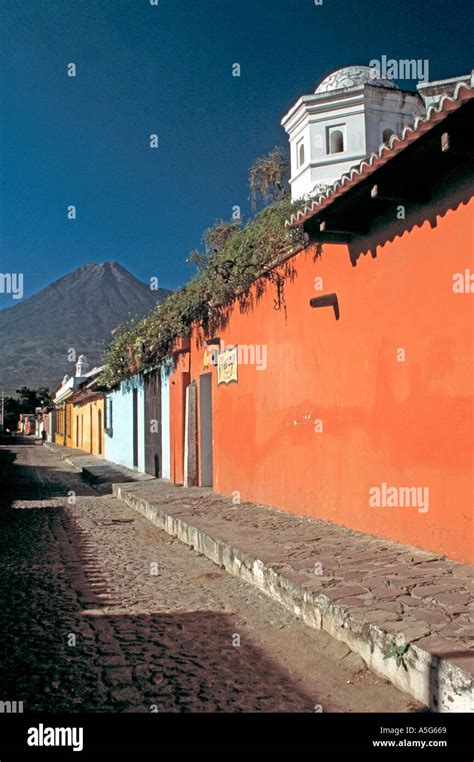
307,230,352,244
319,220,366,236
309,292,340,320
441,131,473,157
441,132,450,153
371,184,429,204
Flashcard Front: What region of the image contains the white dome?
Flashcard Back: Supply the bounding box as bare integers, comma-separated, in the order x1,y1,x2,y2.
315,65,399,94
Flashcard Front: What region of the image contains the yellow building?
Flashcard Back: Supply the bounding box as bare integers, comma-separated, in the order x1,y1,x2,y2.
54,396,75,448
71,388,104,457
52,357,104,456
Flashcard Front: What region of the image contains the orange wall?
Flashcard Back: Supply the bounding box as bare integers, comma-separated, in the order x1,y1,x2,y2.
66,406,75,449
169,353,189,485
185,199,473,563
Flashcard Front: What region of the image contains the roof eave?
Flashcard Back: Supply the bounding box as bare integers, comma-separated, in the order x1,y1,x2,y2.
287,81,474,228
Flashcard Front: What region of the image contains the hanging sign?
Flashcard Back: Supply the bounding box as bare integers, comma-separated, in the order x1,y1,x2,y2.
217,345,238,385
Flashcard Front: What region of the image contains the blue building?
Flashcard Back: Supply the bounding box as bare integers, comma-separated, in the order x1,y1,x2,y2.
104,375,145,471
104,362,172,478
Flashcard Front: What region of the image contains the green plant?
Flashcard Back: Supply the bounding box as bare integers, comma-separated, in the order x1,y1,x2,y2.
188,219,242,271
249,146,290,210
384,640,409,670
100,198,304,388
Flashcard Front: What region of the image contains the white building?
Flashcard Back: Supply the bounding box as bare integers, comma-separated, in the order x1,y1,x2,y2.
52,355,98,407
281,65,473,202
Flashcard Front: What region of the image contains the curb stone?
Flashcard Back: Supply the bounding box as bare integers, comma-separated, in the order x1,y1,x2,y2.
113,483,473,713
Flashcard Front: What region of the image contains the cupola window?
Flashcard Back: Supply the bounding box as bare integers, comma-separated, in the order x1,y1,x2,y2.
329,129,344,153
296,138,305,168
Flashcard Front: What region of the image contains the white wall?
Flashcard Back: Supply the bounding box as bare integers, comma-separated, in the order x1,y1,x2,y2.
284,86,422,201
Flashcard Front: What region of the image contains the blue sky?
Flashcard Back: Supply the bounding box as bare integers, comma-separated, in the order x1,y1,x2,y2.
0,0,472,307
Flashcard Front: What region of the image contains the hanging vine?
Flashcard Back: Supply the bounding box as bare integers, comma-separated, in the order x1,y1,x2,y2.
100,185,305,388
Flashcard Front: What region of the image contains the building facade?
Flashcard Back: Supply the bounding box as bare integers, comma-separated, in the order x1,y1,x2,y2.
70,390,105,457
103,363,172,477
281,65,473,201
281,65,423,200
44,68,473,566
52,355,104,450
104,376,146,471
168,81,474,564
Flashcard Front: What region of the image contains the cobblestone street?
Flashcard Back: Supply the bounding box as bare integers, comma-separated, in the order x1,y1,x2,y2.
0,441,421,713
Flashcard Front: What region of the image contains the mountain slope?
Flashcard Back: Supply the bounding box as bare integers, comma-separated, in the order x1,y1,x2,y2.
0,261,171,393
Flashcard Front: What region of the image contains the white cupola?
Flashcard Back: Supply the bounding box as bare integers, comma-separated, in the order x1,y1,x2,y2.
281,65,424,201
75,355,89,378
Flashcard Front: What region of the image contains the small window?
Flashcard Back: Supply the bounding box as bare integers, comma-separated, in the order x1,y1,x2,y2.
329,129,344,154
383,128,395,143
105,398,113,433
296,139,305,168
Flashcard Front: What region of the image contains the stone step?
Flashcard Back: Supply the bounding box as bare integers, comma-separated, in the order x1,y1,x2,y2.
113,480,473,713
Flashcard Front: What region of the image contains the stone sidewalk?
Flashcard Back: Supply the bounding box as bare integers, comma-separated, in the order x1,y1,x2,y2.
45,442,473,712
43,441,153,492
6,441,422,713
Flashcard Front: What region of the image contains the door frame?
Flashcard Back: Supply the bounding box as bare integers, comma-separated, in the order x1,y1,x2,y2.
199,372,213,487
132,388,139,468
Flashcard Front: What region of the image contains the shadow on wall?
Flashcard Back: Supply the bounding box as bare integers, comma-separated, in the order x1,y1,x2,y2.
196,181,473,345
348,179,473,266
193,259,300,348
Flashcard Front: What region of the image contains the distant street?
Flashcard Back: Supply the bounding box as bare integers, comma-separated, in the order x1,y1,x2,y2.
0,440,420,713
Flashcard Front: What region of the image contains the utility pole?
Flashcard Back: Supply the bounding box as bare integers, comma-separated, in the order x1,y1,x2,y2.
0,389,4,433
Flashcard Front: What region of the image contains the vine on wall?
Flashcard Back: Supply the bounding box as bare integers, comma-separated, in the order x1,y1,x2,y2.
100,151,305,388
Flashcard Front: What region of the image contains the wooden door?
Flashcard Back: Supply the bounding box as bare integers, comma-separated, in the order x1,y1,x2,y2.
144,371,162,477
